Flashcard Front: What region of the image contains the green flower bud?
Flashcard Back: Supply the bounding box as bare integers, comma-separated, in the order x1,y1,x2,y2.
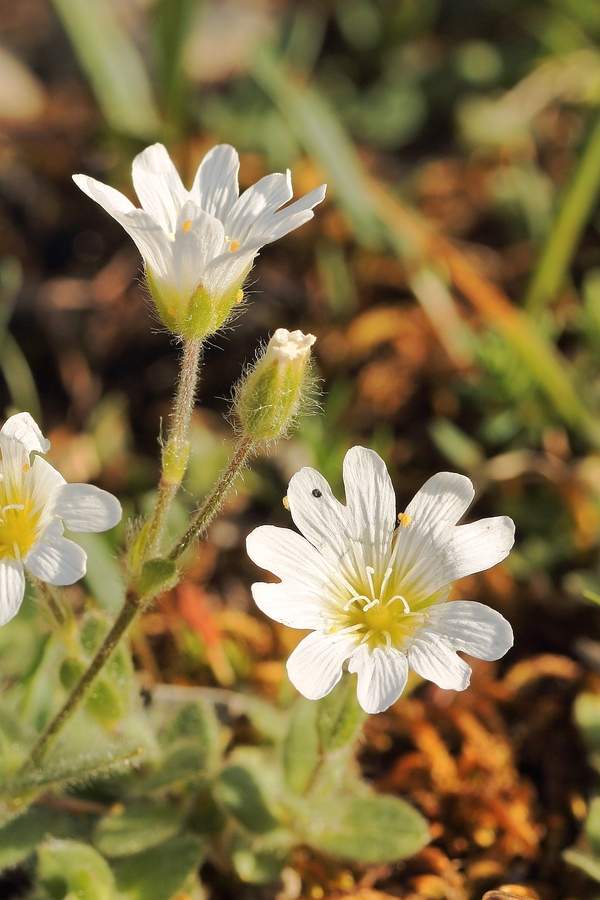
235,329,316,442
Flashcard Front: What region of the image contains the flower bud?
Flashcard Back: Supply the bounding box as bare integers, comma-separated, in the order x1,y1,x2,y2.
235,329,316,441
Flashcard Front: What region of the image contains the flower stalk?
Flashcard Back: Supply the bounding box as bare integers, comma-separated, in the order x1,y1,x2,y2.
143,338,202,560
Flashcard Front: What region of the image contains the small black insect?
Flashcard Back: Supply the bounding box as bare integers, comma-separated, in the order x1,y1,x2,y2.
311,489,322,498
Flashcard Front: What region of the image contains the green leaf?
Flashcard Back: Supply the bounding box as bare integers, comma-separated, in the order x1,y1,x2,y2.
134,742,206,793
0,806,79,871
299,794,429,863
574,693,600,761
94,801,184,858
137,559,179,601
564,847,600,882
586,797,600,856
112,836,203,900
85,678,125,727
230,829,293,884
317,676,366,752
283,698,320,795
38,839,115,900
216,765,279,834
50,0,161,139
164,700,220,771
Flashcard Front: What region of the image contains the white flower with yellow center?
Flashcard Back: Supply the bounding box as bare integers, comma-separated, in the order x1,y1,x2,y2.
246,447,515,714
0,413,122,626
73,143,326,340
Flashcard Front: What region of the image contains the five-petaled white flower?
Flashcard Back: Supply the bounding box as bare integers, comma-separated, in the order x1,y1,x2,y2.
0,413,122,627
246,447,515,714
73,144,326,340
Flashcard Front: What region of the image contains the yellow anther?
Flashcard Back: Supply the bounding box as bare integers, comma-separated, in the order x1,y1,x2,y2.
282,495,290,510
22,463,29,473
398,512,412,527
230,239,240,251
167,307,175,316
182,219,192,233
236,289,244,304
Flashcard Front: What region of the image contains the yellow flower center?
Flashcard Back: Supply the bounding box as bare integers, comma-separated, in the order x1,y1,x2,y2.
0,497,41,561
335,564,421,650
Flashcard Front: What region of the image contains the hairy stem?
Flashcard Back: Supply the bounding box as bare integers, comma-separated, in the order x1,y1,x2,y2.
145,338,202,558
25,592,141,768
169,435,255,560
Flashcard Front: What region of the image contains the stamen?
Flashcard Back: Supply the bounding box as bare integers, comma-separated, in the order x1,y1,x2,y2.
343,594,371,612
12,541,21,562
380,566,393,597
382,630,392,649
182,219,192,233
22,463,30,473
360,629,374,645
388,594,411,614
3,504,24,513
366,565,376,600
230,239,240,251
282,496,290,510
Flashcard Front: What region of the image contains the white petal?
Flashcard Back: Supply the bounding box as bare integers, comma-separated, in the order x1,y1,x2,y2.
225,172,293,246
131,143,187,234
24,526,87,586
170,200,225,298
0,412,50,454
342,447,396,564
251,582,325,630
191,144,240,222
72,174,136,216
51,483,122,533
286,630,355,700
29,456,66,516
441,517,516,583
0,559,25,626
407,633,472,691
246,525,330,589
250,184,327,244
201,246,257,301
348,643,409,714
404,472,475,530
425,600,513,660
286,466,351,564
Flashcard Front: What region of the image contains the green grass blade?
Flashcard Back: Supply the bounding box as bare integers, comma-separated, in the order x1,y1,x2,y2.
51,0,161,139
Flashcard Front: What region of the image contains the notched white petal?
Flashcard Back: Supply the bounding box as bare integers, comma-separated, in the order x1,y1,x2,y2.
287,466,350,562
1,412,50,454
343,447,395,559
286,631,354,700
25,533,87,586
405,471,475,531
52,483,122,533
426,601,514,661
408,634,472,691
348,643,409,714
251,581,324,630
0,559,25,626
192,143,240,221
132,143,187,234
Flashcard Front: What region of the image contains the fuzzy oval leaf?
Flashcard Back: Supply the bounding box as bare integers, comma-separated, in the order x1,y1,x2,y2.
0,807,79,871
284,697,320,795
94,802,184,858
317,676,365,752
300,794,429,863
216,765,279,834
112,835,203,900
38,839,115,900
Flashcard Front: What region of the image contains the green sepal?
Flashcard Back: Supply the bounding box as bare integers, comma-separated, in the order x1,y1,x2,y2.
136,558,179,601
146,270,243,341
37,839,115,900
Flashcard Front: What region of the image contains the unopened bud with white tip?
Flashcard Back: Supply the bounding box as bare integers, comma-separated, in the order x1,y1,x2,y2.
234,329,317,442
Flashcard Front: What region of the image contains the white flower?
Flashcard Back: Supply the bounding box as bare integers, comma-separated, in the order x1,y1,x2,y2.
246,447,515,714
0,413,122,626
73,144,327,339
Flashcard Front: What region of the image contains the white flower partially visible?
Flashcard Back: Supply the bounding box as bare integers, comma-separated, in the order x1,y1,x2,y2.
0,413,122,627
246,447,515,714
73,144,326,340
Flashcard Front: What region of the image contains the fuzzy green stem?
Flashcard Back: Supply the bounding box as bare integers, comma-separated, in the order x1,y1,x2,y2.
525,107,600,316
169,435,255,560
25,592,141,768
33,578,67,628
144,338,202,559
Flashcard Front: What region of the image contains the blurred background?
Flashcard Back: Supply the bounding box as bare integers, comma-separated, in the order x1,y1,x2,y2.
5,0,600,896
